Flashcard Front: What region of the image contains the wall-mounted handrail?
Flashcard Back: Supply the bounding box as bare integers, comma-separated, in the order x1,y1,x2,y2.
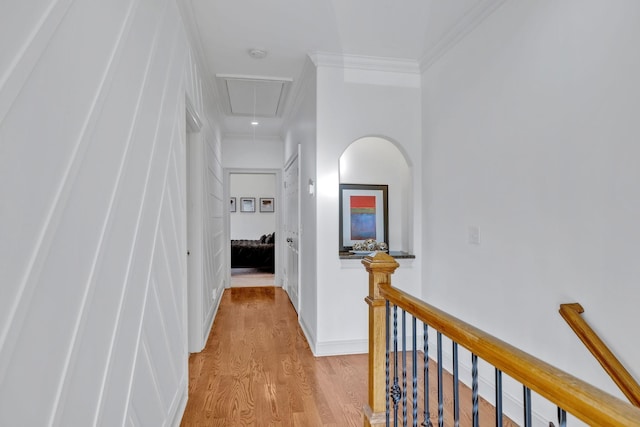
362,252,640,427
559,302,640,408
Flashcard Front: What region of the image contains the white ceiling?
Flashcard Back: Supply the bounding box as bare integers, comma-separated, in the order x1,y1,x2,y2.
180,0,504,138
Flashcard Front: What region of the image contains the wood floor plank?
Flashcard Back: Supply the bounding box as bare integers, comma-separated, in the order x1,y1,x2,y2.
181,286,515,426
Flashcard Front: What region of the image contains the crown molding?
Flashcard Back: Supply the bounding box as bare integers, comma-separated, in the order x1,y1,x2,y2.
419,0,507,72
279,56,316,138
309,52,420,75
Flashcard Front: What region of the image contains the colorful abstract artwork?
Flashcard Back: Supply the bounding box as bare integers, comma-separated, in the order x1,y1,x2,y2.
350,195,376,240
339,184,388,251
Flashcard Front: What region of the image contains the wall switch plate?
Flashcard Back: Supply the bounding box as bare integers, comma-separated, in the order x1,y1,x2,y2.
468,226,480,245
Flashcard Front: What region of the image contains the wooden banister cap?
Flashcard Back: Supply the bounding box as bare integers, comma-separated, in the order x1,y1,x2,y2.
361,251,399,273
560,303,585,314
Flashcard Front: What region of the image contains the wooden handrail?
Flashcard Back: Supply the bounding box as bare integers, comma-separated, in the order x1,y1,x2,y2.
362,253,640,426
379,285,640,426
559,302,640,407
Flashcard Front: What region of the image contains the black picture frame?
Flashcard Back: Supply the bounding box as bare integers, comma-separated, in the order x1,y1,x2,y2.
339,183,388,251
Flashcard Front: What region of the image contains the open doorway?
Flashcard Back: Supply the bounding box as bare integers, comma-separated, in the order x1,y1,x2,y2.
226,170,282,288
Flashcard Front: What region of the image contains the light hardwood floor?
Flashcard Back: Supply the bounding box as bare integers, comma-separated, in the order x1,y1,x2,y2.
181,286,515,426
230,268,275,288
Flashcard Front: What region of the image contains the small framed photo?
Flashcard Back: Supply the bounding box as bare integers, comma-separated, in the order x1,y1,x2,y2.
240,197,255,212
229,197,236,212
260,198,274,212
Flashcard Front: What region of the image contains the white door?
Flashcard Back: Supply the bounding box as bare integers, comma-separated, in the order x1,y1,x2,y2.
185,101,205,353
283,152,300,312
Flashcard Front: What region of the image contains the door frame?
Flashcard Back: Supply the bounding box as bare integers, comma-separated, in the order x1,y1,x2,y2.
283,148,301,312
224,168,283,288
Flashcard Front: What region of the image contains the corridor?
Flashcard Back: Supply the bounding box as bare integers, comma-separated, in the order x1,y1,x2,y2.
180,287,368,426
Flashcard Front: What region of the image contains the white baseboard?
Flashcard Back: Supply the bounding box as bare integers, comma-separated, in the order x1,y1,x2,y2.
204,287,222,342
169,377,188,427
314,339,368,356
298,315,317,355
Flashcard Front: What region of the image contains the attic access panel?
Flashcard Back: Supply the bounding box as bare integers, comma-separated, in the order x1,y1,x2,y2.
224,78,287,117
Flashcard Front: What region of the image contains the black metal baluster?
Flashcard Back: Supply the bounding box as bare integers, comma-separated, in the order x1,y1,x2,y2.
402,310,407,426
523,386,532,427
412,316,418,427
392,305,400,426
453,342,459,427
557,407,567,427
471,354,479,427
423,323,431,427
495,369,503,427
386,301,391,427
437,332,443,427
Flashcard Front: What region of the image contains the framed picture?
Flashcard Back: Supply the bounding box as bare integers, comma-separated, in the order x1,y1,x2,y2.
339,184,388,251
229,197,236,212
240,197,255,212
260,197,275,212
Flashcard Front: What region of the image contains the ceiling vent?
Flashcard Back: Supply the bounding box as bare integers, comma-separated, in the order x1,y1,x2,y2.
216,75,292,118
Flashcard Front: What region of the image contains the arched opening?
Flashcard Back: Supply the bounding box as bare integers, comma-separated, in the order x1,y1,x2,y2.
339,136,412,252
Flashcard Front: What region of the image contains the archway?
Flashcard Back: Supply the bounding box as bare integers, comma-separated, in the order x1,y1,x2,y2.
339,136,412,252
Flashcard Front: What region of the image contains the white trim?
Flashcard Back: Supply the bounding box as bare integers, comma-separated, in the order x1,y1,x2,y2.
309,52,420,75
203,287,222,344
169,373,189,427
0,0,75,124
185,96,202,132
419,0,507,72
224,168,283,288
280,57,316,136
283,148,301,311
299,314,318,356
215,73,293,83
175,0,224,120
313,339,368,357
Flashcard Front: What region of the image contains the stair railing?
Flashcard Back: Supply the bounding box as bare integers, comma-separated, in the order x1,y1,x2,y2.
559,302,640,407
362,252,640,426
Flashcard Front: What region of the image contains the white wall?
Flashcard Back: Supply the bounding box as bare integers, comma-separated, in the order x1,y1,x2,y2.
422,0,640,421
230,173,276,240
184,51,226,353
222,136,284,169
0,1,220,425
283,57,318,348
313,56,423,355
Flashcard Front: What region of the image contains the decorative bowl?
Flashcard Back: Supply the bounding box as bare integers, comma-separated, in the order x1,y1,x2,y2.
364,238,378,251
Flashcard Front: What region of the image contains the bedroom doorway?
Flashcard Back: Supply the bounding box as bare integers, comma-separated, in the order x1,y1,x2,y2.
230,268,274,287
226,170,281,288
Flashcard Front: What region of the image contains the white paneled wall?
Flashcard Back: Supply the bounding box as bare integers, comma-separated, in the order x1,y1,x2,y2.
203,133,225,322
0,0,222,425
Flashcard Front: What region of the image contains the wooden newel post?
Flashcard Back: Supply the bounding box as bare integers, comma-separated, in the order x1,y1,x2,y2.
362,252,399,427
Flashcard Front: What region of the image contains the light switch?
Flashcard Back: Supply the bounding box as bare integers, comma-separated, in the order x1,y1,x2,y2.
468,226,480,245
